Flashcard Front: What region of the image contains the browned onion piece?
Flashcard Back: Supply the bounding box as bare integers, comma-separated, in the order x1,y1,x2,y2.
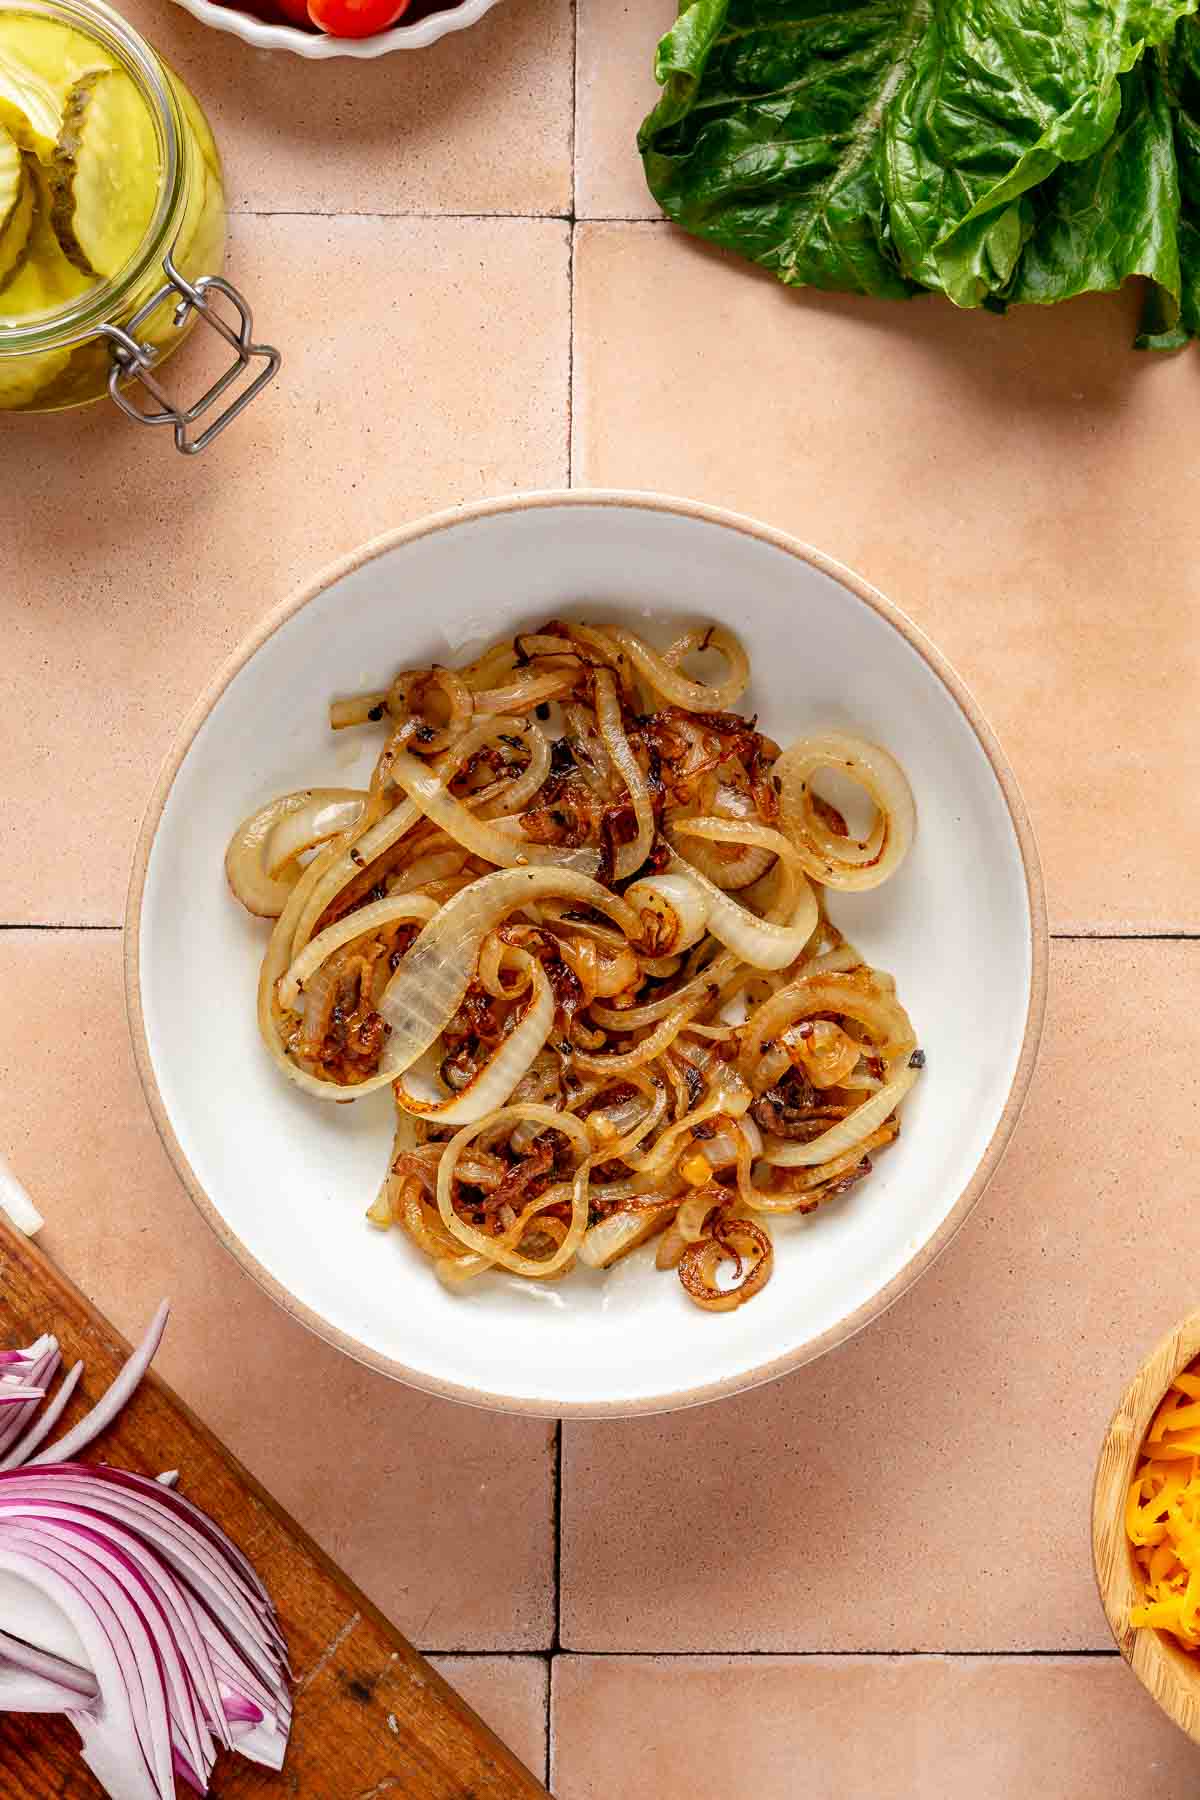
570,990,714,1077
226,789,366,919
775,732,915,890
594,669,655,881
761,1062,919,1167
738,971,916,1091
677,1215,774,1311
393,952,556,1125
389,746,600,876
612,624,750,713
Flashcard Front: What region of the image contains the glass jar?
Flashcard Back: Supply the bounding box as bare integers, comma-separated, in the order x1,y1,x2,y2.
0,0,277,451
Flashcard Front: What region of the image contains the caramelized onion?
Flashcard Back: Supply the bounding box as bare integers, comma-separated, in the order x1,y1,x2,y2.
474,670,578,715
279,894,438,1011
761,1062,920,1166
287,715,511,958
594,669,655,880
578,1207,674,1269
611,624,750,713
678,1215,773,1311
667,853,815,972
233,620,918,1311
570,991,714,1077
628,1065,752,1172
225,790,366,919
743,1126,895,1211
390,746,600,876
393,953,556,1125
623,872,710,956
265,793,367,878
436,1107,591,1277
738,971,916,1090
775,732,915,890
375,869,638,1086
329,691,389,730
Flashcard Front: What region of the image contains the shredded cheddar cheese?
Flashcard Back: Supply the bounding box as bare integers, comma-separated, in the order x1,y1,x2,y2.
1127,1360,1200,1647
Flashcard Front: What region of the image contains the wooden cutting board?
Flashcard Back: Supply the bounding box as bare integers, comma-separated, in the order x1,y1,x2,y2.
0,1221,549,1799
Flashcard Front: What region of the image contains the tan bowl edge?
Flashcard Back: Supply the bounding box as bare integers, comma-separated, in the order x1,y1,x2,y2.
123,487,1050,1418
1094,1308,1200,1744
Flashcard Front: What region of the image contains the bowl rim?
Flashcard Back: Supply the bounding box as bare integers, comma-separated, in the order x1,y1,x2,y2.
124,486,1049,1418
1092,1308,1200,1744
167,0,501,60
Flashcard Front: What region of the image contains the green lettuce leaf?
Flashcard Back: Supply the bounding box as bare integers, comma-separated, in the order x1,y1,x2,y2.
1139,16,1200,342
884,0,1195,305
639,0,1200,343
638,0,927,299
1003,56,1182,323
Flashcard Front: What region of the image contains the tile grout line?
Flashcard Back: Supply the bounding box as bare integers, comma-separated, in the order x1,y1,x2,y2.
510,1646,1124,1662
0,923,122,932
226,210,664,223
565,225,576,494
416,1644,1119,1659
231,209,575,222
1052,932,1200,942
547,1420,564,1790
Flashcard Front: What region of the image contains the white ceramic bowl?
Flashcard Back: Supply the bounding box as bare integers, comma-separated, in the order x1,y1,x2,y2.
168,0,500,60
127,491,1047,1417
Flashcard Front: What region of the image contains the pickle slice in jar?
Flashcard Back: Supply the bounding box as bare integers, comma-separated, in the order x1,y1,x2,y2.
0,120,24,239
0,157,89,406
0,133,34,289
0,16,114,94
48,66,158,279
0,18,111,159
0,336,69,406
0,47,61,158
1,155,90,317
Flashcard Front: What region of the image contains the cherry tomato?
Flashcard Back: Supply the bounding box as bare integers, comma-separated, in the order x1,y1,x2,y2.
307,0,409,34
273,0,314,27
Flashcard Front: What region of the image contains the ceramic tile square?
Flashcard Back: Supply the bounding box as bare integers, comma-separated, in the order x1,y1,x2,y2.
0,214,569,926
121,0,574,216
0,930,557,1649
561,940,1200,1652
572,222,1200,933
575,0,675,219
430,1656,548,1779
550,1656,1199,1799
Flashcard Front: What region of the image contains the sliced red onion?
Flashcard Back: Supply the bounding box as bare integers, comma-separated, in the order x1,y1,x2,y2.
0,1304,291,1798
0,1360,83,1470
28,1302,169,1468
0,1625,98,1700
0,1661,94,1713
0,1539,163,1800
0,1347,59,1459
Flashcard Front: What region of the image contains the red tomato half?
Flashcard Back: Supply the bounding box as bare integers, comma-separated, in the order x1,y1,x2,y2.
308,0,409,33
274,0,313,27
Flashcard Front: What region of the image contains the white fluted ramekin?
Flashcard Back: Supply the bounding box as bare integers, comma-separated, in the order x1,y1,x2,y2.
169,0,501,59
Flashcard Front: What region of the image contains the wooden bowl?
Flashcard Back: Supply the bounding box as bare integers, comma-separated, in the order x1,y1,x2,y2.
1093,1309,1200,1743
